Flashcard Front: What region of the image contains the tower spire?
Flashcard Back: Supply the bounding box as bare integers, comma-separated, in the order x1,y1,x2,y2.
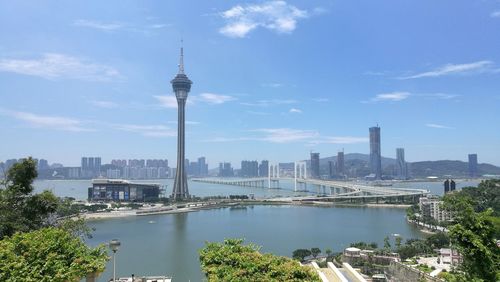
178,40,185,74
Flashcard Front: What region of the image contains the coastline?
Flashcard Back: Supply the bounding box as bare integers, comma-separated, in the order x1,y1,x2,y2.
82,200,413,220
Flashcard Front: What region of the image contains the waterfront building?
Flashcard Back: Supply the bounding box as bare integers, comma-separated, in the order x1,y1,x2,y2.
106,169,121,179
419,196,453,222
444,179,450,194
310,152,320,179
395,148,408,180
219,162,234,177
88,179,160,202
198,157,208,176
241,160,259,177
468,153,478,178
369,126,382,180
259,160,269,177
67,167,81,179
171,47,192,200
38,159,49,170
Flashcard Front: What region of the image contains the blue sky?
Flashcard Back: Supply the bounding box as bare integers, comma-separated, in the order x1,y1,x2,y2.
0,0,499,167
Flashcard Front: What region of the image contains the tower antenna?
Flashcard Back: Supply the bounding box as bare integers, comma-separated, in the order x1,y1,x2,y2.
178,39,185,74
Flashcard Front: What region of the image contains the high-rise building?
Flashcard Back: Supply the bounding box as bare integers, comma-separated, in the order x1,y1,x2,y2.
369,126,382,180
198,157,208,176
81,157,88,170
328,161,335,179
259,160,269,177
310,152,320,179
444,179,450,194
241,160,259,177
171,47,192,200
219,162,234,177
396,148,408,180
468,154,478,178
336,151,345,177
38,159,49,170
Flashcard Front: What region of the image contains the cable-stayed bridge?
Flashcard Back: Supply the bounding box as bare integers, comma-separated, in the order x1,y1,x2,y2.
192,177,428,203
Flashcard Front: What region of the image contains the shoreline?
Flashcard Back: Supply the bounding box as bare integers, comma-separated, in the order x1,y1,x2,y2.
82,200,413,220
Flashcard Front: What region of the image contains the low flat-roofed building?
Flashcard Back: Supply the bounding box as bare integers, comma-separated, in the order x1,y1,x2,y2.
88,179,160,202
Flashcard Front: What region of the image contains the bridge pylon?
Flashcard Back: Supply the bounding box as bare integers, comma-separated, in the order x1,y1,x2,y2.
294,161,307,192
268,163,280,189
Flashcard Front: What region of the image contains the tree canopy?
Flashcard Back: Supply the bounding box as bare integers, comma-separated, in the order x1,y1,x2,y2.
200,239,320,282
443,190,500,281
0,227,108,282
0,157,59,239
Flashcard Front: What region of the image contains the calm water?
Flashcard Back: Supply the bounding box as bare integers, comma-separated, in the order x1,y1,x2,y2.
33,178,481,200
34,179,480,281
86,205,422,282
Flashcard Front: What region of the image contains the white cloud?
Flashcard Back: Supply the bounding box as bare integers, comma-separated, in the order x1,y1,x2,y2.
418,93,459,100
90,100,119,109
261,82,283,88
219,1,308,38
74,19,169,34
491,11,500,18
197,93,236,104
0,110,92,132
74,19,124,31
251,128,319,143
154,95,178,109
240,99,297,107
399,61,494,79
112,124,176,137
426,123,453,129
289,108,302,113
309,136,368,145
366,92,411,103
312,98,329,102
205,128,319,143
0,53,120,81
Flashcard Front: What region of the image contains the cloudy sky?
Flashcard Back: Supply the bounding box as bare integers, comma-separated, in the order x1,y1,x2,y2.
0,0,499,167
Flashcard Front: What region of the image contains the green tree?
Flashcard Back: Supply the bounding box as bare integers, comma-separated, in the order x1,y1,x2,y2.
0,227,108,282
383,236,391,251
310,247,321,258
0,157,59,239
292,249,312,261
425,232,450,249
200,239,320,282
395,236,402,249
443,193,500,281
325,248,332,258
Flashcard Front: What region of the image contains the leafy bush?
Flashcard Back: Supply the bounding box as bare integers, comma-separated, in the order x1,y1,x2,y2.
0,227,108,282
199,239,320,282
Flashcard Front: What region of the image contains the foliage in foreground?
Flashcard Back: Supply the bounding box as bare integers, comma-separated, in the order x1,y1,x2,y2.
0,157,59,239
443,190,500,282
199,239,321,282
0,227,108,282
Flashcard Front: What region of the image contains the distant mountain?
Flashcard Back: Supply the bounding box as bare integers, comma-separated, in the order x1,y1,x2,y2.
279,153,500,179
409,160,500,178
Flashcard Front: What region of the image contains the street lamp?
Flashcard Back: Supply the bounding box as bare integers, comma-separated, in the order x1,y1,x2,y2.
109,239,121,282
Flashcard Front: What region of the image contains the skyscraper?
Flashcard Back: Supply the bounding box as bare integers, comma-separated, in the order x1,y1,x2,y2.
336,151,345,177
310,152,320,179
396,148,407,180
171,47,192,200
259,160,269,177
468,154,478,178
369,126,382,180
